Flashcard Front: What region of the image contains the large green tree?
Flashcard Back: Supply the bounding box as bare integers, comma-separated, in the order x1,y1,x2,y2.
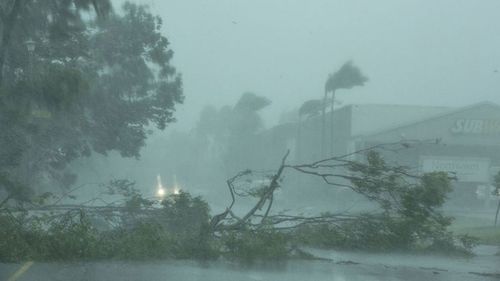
0,2,183,203
0,0,112,83
193,92,271,176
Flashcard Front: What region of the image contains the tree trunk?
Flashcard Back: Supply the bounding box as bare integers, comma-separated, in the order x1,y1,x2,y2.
0,0,23,85
321,88,328,157
495,199,500,226
296,115,302,163
330,90,336,155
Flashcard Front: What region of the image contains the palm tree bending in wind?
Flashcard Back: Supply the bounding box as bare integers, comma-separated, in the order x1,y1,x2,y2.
321,61,368,156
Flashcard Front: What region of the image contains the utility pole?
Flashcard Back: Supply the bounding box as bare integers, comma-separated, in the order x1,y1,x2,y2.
25,38,36,193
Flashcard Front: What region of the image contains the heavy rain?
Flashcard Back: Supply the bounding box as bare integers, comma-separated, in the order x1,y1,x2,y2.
1,1,499,280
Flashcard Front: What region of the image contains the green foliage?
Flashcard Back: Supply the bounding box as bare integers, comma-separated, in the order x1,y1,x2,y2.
192,93,272,176
0,210,100,261
0,214,35,262
104,179,154,211
222,227,289,262
195,105,220,137
0,2,183,200
494,170,500,193
292,223,345,248
38,64,89,111
90,3,183,135
299,99,323,118
324,61,368,93
402,172,452,213
100,223,174,260
0,172,32,205
161,191,211,232
293,216,475,255
234,92,271,112
44,210,100,260
160,191,217,259
0,189,217,261
293,217,416,251
292,151,474,255
230,92,271,136
494,171,500,226
0,149,479,262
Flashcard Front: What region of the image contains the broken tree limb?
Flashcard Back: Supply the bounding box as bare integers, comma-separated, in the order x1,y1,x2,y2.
210,139,452,234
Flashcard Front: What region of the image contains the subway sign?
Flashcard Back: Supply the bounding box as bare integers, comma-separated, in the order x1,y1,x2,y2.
450,119,500,134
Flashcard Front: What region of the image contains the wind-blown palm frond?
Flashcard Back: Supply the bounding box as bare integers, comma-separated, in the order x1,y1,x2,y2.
325,61,368,93
321,60,368,156
234,92,271,112
299,99,323,117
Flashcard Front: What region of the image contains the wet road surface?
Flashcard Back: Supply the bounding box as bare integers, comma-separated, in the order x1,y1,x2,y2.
1,246,498,281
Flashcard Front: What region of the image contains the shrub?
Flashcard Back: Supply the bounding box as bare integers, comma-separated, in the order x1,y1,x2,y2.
101,222,174,259
222,227,289,262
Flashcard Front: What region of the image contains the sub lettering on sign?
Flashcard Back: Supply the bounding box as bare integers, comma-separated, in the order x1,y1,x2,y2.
450,119,500,135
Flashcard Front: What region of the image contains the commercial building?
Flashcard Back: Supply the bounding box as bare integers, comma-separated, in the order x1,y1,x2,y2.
261,101,500,203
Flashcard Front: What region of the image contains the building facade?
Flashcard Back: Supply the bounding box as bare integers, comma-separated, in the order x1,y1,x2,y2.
262,102,500,204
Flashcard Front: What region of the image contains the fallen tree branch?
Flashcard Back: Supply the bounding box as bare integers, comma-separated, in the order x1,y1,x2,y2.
211,139,452,235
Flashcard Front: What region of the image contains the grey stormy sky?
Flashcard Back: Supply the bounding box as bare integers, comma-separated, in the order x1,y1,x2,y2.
114,0,500,130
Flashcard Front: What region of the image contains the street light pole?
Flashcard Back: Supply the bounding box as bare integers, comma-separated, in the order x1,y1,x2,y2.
25,38,36,193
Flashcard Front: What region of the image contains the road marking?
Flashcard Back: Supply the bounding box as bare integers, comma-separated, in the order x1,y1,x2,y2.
7,261,34,281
